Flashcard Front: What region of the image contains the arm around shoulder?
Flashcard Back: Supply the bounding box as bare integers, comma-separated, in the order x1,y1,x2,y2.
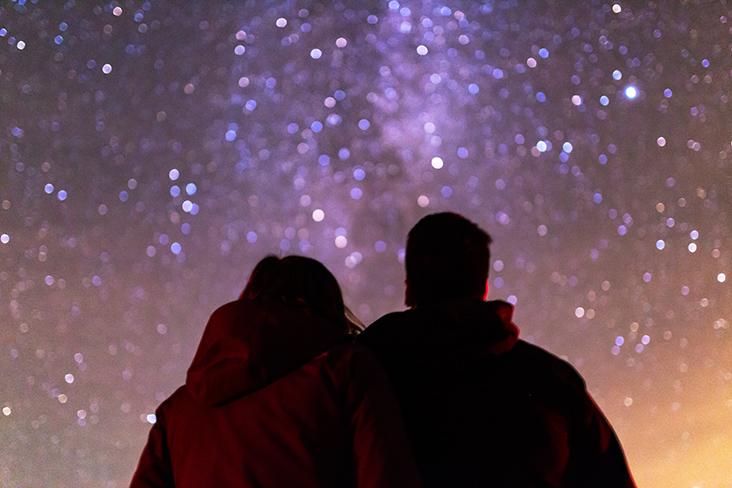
343,346,421,488
356,312,407,361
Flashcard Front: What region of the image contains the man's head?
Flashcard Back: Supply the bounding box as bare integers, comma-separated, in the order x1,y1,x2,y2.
405,212,492,307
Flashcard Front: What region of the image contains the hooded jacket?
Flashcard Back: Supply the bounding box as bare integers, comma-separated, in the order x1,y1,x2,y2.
131,299,420,488
357,300,635,488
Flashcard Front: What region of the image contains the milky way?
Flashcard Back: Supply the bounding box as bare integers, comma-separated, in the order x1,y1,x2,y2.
1,1,730,486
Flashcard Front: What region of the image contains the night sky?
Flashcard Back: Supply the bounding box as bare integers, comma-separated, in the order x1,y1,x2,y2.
1,1,731,486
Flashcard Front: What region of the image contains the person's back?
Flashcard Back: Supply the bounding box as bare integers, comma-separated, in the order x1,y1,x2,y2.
358,213,635,487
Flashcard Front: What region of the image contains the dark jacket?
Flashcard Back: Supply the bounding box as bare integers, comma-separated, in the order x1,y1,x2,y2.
357,299,636,488
131,299,420,488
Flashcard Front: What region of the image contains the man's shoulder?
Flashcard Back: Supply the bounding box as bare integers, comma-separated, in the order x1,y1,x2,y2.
358,309,418,346
370,309,416,329
510,340,586,391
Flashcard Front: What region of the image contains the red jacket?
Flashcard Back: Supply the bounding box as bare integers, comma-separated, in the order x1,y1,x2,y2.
131,299,420,488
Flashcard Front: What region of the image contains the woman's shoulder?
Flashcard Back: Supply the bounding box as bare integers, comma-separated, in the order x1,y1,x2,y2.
150,384,190,422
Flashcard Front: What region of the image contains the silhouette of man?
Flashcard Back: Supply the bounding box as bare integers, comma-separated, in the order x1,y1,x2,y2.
358,212,635,487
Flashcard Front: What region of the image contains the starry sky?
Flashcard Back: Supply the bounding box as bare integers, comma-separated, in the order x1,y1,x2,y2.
1,1,731,486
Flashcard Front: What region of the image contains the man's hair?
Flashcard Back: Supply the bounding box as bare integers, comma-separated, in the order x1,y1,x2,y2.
405,212,492,307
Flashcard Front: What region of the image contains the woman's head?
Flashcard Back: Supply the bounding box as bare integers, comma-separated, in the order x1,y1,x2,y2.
241,255,346,328
240,255,281,301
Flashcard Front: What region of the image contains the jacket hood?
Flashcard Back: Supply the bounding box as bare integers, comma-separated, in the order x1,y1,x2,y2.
186,299,345,407
418,299,520,356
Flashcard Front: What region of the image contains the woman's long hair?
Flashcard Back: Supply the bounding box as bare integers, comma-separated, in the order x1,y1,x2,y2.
241,255,355,332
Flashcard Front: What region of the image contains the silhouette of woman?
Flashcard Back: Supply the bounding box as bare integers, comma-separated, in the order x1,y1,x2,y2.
131,255,419,488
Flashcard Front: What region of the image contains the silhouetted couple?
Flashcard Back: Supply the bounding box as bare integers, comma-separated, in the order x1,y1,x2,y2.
131,212,636,487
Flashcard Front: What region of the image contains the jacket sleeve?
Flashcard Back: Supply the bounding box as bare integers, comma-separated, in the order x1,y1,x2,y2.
570,392,636,487
130,408,174,488
344,347,422,488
